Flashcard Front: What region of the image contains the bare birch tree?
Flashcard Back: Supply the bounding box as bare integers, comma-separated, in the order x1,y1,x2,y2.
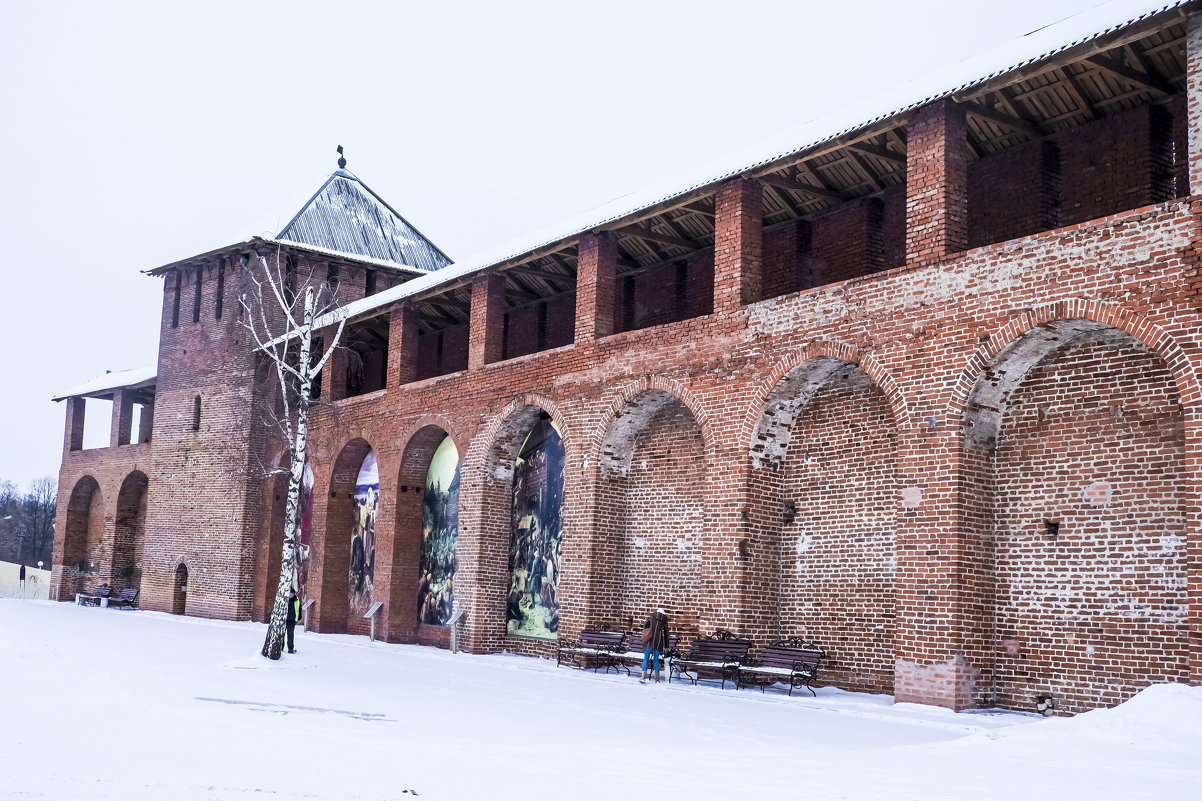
241,251,345,660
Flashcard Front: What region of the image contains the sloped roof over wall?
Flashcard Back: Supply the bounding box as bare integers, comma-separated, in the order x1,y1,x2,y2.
52,366,157,402
273,169,452,273
307,0,1195,331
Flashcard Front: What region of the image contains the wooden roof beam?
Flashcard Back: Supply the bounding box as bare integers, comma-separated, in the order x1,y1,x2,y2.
1057,67,1099,121
960,100,1043,137
505,264,575,285
757,172,846,201
1084,54,1175,96
847,142,907,164
613,225,698,250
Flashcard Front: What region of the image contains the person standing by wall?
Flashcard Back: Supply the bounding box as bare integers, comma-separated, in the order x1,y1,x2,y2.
641,607,670,684
285,589,300,654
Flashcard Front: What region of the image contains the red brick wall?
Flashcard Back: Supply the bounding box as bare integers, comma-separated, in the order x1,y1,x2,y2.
595,398,706,640
777,368,897,694
810,199,884,286
968,140,1060,248
1060,104,1169,226
51,89,1202,717
983,332,1189,714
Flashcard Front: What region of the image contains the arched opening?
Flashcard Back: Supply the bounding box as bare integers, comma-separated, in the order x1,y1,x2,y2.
391,425,460,646
318,438,377,635
596,389,706,642
960,320,1189,714
59,476,104,599
173,563,188,615
747,358,898,693
469,403,569,654
112,471,148,596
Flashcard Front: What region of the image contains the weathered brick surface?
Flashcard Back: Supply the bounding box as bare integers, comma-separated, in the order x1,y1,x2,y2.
52,84,1202,716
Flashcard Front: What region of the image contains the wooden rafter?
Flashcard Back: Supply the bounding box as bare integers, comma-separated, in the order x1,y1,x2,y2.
847,142,906,165
960,100,1043,137
757,171,844,201
1084,54,1174,96
615,225,697,250
1057,67,1099,121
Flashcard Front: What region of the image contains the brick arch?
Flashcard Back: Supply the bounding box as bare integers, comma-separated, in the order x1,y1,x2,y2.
387,417,466,644
456,393,574,654
949,299,1195,712
171,561,189,615
396,414,468,485
57,473,105,600
947,300,1201,440
467,393,574,478
312,436,377,634
113,470,149,596
742,341,906,471
589,375,712,641
738,341,902,693
588,375,714,477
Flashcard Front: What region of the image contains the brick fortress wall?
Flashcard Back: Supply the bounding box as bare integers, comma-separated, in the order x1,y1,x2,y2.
52,26,1202,716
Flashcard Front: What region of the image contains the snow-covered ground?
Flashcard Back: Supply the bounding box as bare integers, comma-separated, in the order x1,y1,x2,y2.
2,601,1198,800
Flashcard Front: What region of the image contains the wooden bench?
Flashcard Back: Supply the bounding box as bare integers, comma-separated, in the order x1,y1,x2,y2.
608,633,680,676
737,638,825,696
670,630,751,688
556,626,626,670
75,584,111,607
108,588,140,609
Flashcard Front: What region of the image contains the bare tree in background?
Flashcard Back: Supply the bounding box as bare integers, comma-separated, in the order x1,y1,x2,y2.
241,251,345,660
18,477,56,566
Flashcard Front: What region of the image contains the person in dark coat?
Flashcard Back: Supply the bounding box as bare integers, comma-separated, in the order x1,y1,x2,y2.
285,589,300,654
641,607,670,684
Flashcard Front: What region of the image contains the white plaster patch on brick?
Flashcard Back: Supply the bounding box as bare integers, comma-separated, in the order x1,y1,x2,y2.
901,486,922,508
747,292,850,337
1082,481,1113,506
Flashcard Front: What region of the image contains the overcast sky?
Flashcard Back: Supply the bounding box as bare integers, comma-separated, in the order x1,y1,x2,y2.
0,0,1109,489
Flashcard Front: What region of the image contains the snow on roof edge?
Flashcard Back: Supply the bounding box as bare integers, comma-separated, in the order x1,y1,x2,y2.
144,237,431,278
53,366,158,402
307,0,1191,332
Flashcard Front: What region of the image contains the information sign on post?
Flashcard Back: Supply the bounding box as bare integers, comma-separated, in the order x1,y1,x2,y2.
363,601,384,642
446,609,465,653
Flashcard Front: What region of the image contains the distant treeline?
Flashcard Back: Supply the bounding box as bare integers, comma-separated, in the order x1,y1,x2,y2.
0,477,56,568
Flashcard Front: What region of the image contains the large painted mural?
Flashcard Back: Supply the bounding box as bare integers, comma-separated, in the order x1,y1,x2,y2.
348,451,378,616
505,418,565,639
418,435,460,625
297,460,314,595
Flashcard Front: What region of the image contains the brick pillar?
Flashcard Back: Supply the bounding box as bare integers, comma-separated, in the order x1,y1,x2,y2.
137,401,154,444
387,302,420,388
905,100,968,265
468,272,506,370
63,397,85,453
110,389,133,448
713,178,763,313
892,426,979,711
321,327,348,402
1187,11,1202,194
574,233,617,342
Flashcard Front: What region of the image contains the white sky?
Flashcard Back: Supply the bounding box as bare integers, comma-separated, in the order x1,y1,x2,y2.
0,0,1109,489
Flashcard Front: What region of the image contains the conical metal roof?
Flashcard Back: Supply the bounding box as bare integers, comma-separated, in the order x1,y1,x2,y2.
274,169,452,272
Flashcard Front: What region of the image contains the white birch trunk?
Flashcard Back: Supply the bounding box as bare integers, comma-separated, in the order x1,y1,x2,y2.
243,268,345,661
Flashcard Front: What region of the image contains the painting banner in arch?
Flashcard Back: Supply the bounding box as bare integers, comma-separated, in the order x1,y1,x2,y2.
506,418,565,639
418,435,460,626
298,460,314,597
348,451,378,617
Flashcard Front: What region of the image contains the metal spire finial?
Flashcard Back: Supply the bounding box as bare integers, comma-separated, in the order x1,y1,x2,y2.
337,145,346,170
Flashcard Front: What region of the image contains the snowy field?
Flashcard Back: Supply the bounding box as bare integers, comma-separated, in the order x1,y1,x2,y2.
2,601,1199,800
